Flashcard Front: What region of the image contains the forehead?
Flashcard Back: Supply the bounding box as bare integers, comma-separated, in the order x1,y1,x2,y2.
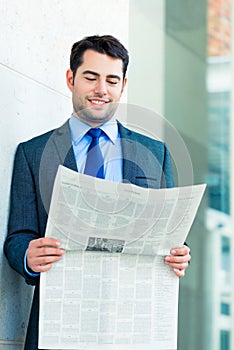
78,49,124,76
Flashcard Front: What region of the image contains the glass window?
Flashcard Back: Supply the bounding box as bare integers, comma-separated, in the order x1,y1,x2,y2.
208,91,230,214
220,330,230,350
221,302,231,316
221,236,231,271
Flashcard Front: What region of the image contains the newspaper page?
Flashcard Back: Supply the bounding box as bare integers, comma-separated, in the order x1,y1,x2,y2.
39,165,206,350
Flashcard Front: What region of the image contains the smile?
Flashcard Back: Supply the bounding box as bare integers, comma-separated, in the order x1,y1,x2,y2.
88,98,110,105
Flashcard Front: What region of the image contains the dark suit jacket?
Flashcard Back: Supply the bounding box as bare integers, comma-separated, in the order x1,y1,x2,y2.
4,120,174,350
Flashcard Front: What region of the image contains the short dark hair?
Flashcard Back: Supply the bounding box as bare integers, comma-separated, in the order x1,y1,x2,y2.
70,35,129,80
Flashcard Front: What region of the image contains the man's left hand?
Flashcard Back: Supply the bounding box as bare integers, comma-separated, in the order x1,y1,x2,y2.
164,245,191,277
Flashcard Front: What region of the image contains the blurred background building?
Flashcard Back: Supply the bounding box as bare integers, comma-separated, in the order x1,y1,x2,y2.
163,1,233,349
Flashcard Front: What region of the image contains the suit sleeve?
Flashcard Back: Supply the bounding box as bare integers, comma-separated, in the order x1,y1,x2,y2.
4,143,40,286
160,144,174,188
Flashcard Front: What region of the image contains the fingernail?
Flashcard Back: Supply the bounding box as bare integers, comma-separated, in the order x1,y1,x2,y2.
171,249,176,255
165,256,170,262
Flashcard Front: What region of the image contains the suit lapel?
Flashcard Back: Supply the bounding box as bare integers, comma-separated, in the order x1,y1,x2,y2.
118,122,138,185
38,120,77,214
52,120,77,171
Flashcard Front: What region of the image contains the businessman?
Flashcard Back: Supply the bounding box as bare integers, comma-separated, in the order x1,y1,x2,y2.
4,35,191,350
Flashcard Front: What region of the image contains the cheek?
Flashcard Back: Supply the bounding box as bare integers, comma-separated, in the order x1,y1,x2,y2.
109,88,123,100
73,81,90,95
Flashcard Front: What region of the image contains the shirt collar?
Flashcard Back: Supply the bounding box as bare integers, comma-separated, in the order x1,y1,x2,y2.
69,114,119,145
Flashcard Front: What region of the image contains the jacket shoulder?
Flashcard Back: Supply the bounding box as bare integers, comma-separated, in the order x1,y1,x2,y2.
118,122,166,150
20,129,55,150
14,129,58,173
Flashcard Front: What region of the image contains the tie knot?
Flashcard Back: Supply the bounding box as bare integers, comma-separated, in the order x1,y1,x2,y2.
87,128,103,139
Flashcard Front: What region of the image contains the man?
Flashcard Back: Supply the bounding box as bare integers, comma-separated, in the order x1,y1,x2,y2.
4,35,191,350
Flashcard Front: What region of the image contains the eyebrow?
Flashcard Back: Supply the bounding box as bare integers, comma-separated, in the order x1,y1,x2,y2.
82,70,121,81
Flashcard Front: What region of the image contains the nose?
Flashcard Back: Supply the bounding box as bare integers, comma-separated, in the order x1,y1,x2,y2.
94,79,107,96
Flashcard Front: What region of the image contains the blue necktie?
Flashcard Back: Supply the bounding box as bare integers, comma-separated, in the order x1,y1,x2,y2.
84,128,104,179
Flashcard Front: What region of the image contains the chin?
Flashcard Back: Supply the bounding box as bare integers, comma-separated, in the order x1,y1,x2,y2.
90,113,113,123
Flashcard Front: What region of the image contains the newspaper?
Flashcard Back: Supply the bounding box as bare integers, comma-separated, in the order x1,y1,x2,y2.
39,165,206,350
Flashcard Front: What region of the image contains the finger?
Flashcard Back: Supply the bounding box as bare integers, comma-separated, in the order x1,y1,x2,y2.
27,247,64,264
39,264,53,272
164,255,191,264
27,245,65,271
28,253,65,273
37,246,65,257
31,263,53,273
32,252,65,265
173,268,185,277
166,261,189,270
170,245,190,256
30,237,61,249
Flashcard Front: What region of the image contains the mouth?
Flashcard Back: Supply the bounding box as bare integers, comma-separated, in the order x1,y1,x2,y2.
87,97,111,106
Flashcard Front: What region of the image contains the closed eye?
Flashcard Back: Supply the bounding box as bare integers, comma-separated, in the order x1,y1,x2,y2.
107,80,118,85
85,77,96,81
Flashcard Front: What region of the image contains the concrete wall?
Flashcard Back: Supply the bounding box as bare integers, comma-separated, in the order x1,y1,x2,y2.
164,1,209,350
0,1,129,348
127,0,165,139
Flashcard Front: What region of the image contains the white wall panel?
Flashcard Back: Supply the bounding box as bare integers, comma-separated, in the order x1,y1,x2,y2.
1,0,129,94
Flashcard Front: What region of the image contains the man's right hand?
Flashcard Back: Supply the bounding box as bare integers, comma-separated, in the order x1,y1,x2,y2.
26,237,65,273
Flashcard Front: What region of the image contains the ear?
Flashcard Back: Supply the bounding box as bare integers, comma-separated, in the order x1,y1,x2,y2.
66,69,74,92
121,77,127,93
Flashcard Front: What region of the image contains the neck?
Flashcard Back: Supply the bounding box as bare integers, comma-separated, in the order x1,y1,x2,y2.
72,112,112,128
